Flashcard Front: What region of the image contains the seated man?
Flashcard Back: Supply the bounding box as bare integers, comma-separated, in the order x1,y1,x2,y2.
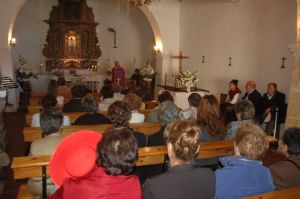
180,93,201,120
28,109,64,196
143,120,215,199
215,123,274,199
270,128,300,190
31,94,70,127
262,82,286,138
73,95,110,125
63,85,88,112
242,81,263,122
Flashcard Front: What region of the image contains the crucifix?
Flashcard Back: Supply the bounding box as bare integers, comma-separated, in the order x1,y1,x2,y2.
108,27,118,48
171,51,190,72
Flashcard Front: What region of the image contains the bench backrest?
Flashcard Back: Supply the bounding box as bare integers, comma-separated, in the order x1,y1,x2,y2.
242,186,300,199
23,122,161,142
26,109,152,125
11,140,234,179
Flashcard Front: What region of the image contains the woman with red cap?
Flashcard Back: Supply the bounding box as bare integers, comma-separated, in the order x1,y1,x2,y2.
48,129,141,199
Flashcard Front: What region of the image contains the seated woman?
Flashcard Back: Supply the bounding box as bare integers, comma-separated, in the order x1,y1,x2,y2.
197,95,226,142
49,129,141,199
73,95,110,125
28,109,64,196
180,93,201,120
107,101,146,147
225,100,256,140
31,94,70,127
270,128,300,190
143,120,215,199
145,91,174,122
227,79,241,104
215,123,274,199
123,93,145,123
148,101,179,146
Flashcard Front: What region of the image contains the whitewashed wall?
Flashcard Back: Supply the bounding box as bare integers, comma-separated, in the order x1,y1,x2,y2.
180,0,297,99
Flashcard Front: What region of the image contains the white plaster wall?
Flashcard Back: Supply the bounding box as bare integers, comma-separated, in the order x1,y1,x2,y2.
180,0,297,99
11,0,155,77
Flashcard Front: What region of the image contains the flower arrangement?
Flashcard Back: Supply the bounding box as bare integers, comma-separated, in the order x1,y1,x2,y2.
70,75,87,87
177,69,198,92
141,62,155,79
16,55,38,80
51,68,65,77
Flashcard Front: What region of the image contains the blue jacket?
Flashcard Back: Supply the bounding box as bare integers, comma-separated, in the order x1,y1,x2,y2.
215,156,275,199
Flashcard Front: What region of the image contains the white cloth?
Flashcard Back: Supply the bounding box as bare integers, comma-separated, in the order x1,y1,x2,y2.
129,110,145,123
31,113,71,127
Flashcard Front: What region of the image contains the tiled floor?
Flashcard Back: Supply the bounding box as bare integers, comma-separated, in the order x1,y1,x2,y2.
0,112,286,199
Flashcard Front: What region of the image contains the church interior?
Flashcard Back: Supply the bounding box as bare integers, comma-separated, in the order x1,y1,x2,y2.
0,0,300,198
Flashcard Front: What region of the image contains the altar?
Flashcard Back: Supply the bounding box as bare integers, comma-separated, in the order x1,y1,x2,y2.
158,85,209,110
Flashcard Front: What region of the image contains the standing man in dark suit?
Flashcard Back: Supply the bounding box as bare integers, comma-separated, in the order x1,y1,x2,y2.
262,82,286,138
242,81,263,122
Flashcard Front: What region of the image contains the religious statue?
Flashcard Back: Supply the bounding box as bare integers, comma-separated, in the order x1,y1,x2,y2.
140,61,155,81
111,61,125,87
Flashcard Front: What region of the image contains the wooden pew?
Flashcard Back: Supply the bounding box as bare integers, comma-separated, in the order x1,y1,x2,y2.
11,140,235,199
25,109,152,126
23,122,161,143
242,186,300,199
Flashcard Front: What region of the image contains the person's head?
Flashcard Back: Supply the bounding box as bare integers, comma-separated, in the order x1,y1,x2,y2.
108,101,131,128
134,69,140,74
188,93,201,108
41,94,57,108
123,93,142,111
112,82,122,93
245,81,256,93
234,100,255,121
40,108,63,136
158,101,180,126
164,120,201,166
71,85,88,98
157,91,173,104
229,79,239,91
280,128,300,156
197,95,226,137
57,76,66,86
235,123,268,161
48,79,57,96
267,82,277,96
96,128,138,176
81,94,98,113
115,61,120,67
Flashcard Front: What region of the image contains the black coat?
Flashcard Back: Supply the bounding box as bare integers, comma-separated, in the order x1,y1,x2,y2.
242,89,263,118
143,164,215,199
262,91,286,123
63,98,85,113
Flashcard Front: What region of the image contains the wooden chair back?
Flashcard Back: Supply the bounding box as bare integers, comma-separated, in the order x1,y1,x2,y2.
242,186,300,199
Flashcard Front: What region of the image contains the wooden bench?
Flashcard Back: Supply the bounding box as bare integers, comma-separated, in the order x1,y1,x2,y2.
11,140,235,199
23,122,161,143
25,109,152,126
242,186,300,199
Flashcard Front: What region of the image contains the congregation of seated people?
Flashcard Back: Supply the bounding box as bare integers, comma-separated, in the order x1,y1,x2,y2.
25,77,299,199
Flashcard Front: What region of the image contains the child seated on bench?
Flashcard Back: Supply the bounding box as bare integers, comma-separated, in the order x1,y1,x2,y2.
28,109,64,196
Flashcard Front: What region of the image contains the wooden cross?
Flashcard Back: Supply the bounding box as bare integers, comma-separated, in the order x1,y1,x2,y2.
171,51,190,72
